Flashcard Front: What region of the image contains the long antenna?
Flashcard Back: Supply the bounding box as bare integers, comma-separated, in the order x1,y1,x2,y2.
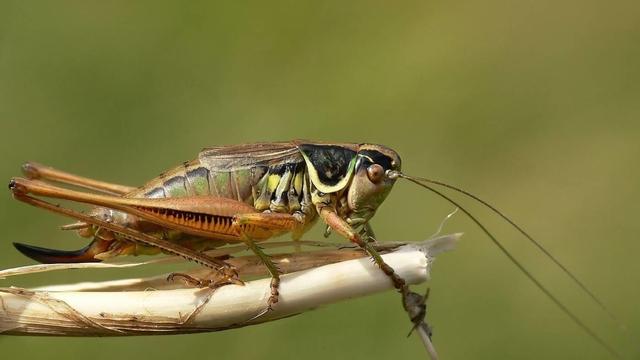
393,172,622,359
402,175,624,328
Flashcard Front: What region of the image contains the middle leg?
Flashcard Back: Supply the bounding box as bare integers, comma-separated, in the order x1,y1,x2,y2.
232,212,303,309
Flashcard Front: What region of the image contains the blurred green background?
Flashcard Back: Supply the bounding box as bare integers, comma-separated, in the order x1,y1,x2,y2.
1,1,639,359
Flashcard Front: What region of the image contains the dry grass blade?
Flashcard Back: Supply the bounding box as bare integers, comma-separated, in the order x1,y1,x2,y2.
0,235,459,343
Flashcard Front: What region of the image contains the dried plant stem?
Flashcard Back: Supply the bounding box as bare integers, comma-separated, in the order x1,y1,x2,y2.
0,235,459,339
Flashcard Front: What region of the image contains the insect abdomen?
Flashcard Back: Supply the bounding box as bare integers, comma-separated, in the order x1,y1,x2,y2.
134,158,313,218
136,162,256,203
207,168,254,202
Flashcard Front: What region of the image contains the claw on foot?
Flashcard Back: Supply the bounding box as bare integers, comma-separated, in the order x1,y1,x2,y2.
242,276,281,324
404,288,432,338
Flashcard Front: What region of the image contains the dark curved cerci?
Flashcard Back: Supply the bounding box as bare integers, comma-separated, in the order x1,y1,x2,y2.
298,144,357,188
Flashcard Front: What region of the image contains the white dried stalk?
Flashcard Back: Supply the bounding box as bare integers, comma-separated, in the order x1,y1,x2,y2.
0,234,459,337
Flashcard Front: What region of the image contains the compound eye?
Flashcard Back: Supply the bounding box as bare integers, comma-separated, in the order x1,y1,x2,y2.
366,164,384,183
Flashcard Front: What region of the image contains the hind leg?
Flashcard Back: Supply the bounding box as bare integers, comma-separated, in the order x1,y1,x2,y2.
21,161,135,195
9,190,241,285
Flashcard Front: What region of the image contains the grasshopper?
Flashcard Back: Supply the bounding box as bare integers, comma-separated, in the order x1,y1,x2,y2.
6,140,622,357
